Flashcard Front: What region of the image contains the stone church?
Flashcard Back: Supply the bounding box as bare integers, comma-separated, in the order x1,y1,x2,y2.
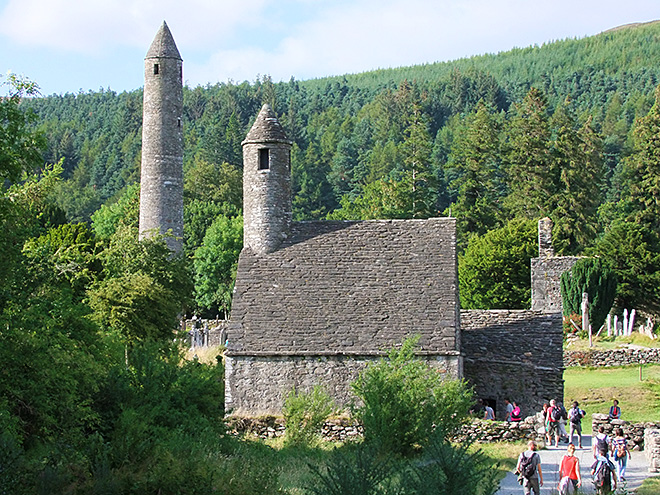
140,23,569,421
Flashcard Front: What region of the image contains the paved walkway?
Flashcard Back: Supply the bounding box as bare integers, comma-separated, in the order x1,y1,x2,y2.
496,435,651,494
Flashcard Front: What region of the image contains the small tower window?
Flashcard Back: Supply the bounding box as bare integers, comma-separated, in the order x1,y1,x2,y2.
259,148,270,170
153,63,159,75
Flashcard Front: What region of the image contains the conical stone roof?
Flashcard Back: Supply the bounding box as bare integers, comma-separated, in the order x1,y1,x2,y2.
146,21,182,60
243,104,292,145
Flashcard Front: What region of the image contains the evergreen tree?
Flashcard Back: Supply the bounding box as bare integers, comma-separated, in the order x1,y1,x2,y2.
399,103,437,218
560,257,617,332
504,88,557,218
445,101,505,247
551,105,605,254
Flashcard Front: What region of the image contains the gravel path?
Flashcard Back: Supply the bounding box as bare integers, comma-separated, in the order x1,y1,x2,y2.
496,435,651,494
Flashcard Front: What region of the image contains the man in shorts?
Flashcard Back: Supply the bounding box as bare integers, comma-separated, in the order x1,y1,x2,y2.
546,399,560,447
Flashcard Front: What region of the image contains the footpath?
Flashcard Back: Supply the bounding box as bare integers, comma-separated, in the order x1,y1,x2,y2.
496,435,651,494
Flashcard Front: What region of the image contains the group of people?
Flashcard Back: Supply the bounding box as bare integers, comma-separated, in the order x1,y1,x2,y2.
516,399,629,495
541,398,586,448
476,398,522,422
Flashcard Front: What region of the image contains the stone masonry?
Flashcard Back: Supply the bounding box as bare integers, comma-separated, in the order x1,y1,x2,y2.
461,310,564,421
139,22,184,253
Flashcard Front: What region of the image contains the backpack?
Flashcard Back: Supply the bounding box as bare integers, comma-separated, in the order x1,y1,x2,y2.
520,452,537,479
615,440,627,459
569,407,583,424
595,435,609,455
551,406,562,422
511,406,521,421
594,460,612,489
560,404,568,420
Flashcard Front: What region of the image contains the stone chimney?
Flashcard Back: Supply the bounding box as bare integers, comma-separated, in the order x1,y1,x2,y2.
538,217,554,258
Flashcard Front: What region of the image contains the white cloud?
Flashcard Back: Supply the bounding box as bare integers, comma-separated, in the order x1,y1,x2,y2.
1,0,658,91
0,0,269,53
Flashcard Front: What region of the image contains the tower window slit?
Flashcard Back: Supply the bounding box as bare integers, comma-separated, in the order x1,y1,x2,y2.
154,63,159,75
259,148,270,170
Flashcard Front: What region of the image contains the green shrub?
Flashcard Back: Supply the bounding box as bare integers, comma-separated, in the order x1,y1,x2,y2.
283,385,336,447
306,442,402,495
351,336,474,456
404,434,499,495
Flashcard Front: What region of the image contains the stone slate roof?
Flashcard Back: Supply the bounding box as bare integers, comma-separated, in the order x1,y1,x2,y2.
243,104,292,145
227,218,460,356
146,21,182,60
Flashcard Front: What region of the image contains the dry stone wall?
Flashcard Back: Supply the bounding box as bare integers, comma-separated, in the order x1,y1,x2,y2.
646,429,660,472
591,413,660,451
564,348,660,367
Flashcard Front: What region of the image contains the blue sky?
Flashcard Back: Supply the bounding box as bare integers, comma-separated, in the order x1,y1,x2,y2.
0,0,658,96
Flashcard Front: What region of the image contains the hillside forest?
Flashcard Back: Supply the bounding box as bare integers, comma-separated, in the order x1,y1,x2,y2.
11,20,660,319
3,18,660,494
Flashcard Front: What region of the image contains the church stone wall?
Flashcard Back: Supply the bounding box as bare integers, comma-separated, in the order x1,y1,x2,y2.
461,309,564,421
225,352,462,416
530,257,580,312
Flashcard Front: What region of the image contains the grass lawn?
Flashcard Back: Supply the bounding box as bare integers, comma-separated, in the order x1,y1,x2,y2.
637,476,660,495
564,364,660,422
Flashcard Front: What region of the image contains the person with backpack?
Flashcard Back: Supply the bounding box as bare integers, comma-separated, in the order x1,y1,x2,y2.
608,399,621,420
611,427,631,481
567,401,585,448
592,445,617,494
558,443,582,495
516,440,543,495
546,399,561,447
511,401,522,422
505,399,514,422
593,426,611,459
557,401,569,443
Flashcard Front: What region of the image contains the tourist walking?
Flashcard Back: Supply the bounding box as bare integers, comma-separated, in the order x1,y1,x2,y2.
558,443,581,495
505,399,514,422
593,426,611,459
546,399,561,447
567,401,585,448
611,427,631,481
516,440,543,495
484,401,495,420
592,445,617,494
511,401,522,422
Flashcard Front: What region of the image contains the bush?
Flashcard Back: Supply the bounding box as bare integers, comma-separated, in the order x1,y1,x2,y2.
351,337,473,456
283,385,336,448
404,434,499,495
306,442,402,495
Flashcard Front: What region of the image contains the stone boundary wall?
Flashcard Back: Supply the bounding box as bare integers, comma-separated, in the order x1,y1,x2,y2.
565,348,660,367
226,415,545,444
592,413,660,451
645,429,660,472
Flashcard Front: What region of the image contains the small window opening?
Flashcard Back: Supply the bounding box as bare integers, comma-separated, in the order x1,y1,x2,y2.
177,117,181,128
259,148,270,170
153,63,159,75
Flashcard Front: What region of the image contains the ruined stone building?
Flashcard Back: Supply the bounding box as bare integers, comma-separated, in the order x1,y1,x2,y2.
137,24,570,420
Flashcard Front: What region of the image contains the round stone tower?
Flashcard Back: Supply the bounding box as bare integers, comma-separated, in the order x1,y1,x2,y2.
242,104,293,254
139,21,184,253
